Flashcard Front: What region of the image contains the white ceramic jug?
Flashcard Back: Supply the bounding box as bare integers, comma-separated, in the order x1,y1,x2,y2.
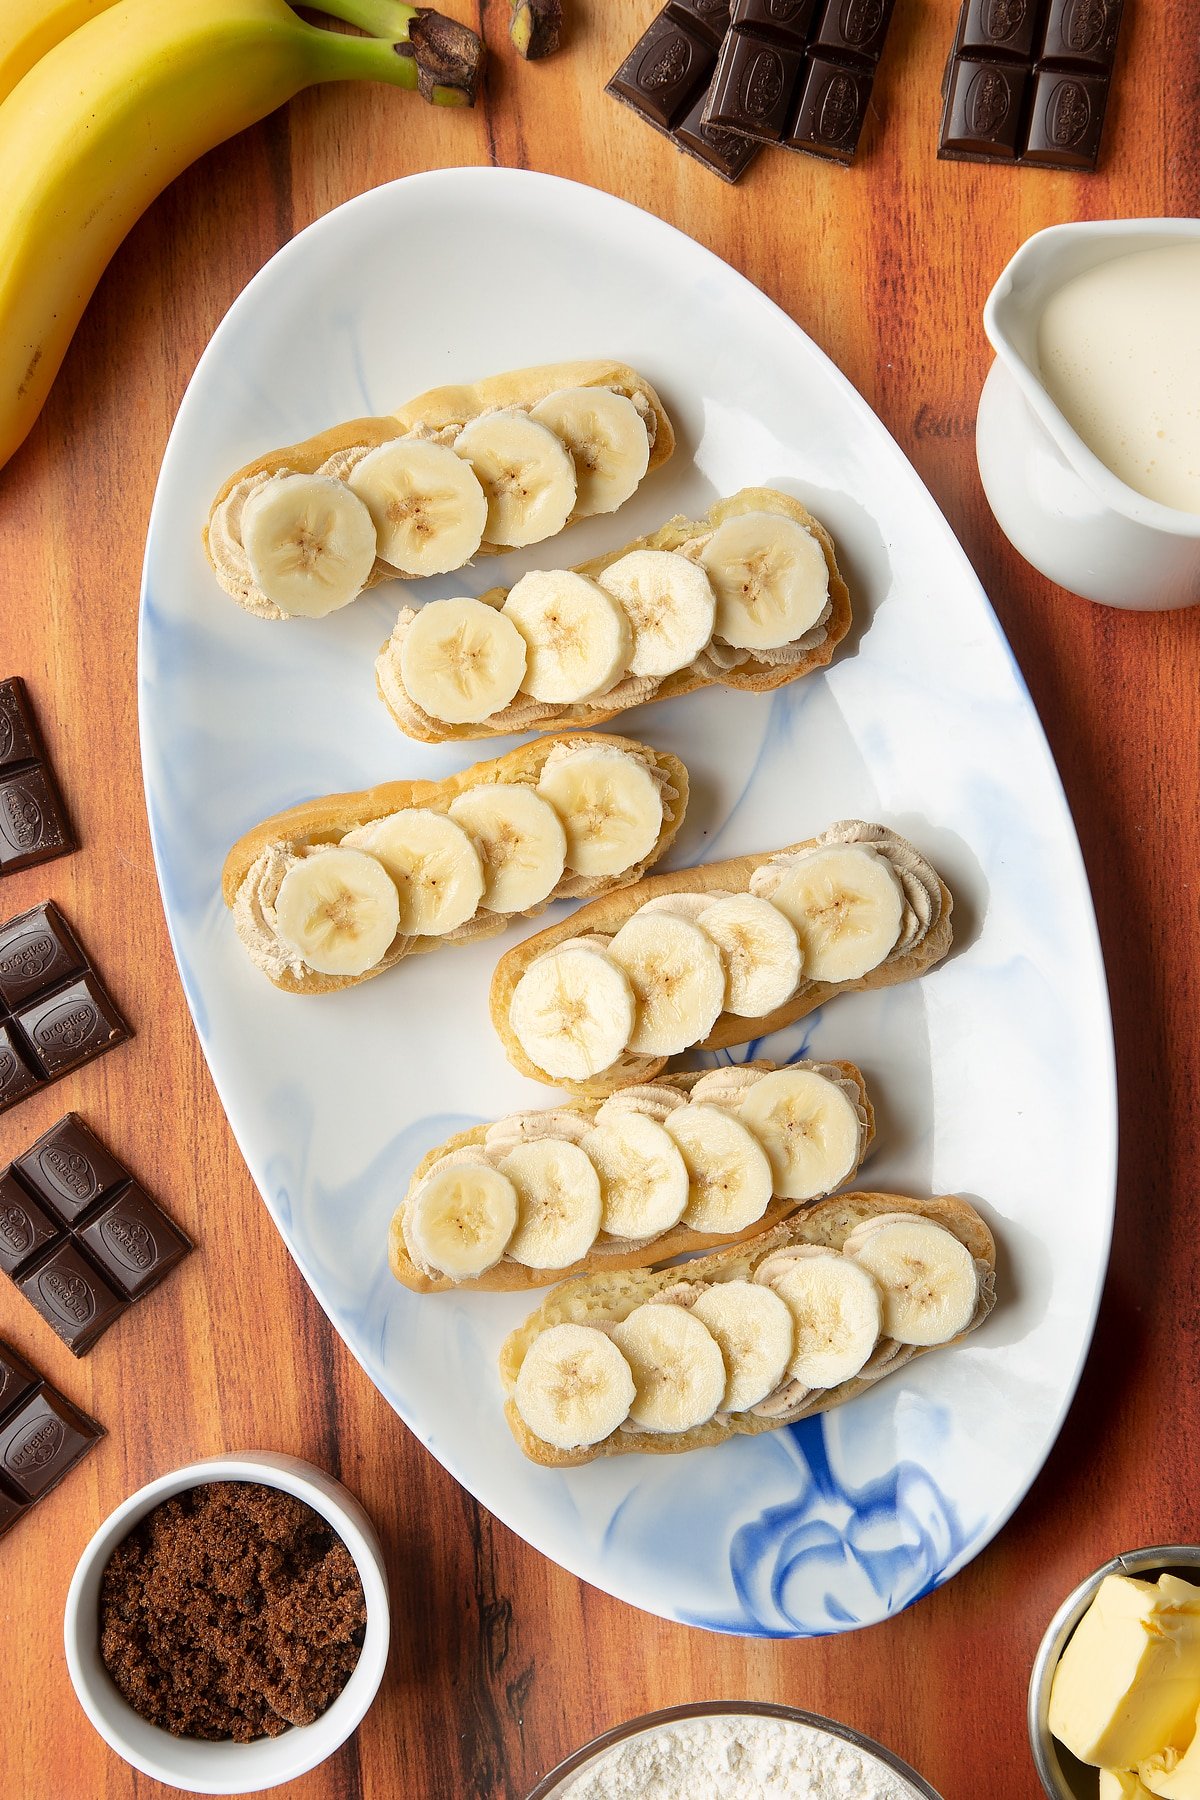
977,217,1200,610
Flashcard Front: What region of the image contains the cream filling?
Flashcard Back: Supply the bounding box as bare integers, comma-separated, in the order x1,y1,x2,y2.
376,516,833,735
231,746,675,983
209,390,657,617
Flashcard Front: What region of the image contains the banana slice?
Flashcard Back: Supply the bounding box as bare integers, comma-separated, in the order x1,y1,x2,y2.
634,892,726,924
498,1139,603,1268
771,1250,882,1388
241,473,378,618
580,1112,689,1240
611,1302,726,1434
502,570,631,704
272,848,400,976
529,387,651,518
447,784,567,913
698,511,830,651
536,747,664,879
454,410,577,548
341,809,483,936
755,844,904,983
406,1159,518,1279
663,1103,773,1232
597,549,716,678
690,1280,794,1413
398,596,527,725
514,1323,635,1450
606,912,726,1056
736,1068,863,1201
509,945,635,1081
695,894,802,1018
842,1216,978,1346
346,439,487,576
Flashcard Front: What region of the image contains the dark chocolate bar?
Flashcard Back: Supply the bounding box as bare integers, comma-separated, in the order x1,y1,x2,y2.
0,680,74,876
0,904,129,1115
0,1335,103,1534
701,0,897,163
938,0,1123,169
606,3,763,183
0,1115,191,1354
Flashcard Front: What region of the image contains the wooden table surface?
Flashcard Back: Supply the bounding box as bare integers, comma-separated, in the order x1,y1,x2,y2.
2,2,1198,1795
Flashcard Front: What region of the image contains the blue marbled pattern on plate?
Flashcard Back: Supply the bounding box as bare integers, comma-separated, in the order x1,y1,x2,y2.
139,170,1116,1637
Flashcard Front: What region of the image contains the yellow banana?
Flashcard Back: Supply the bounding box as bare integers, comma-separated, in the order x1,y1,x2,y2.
0,0,121,103
0,0,483,472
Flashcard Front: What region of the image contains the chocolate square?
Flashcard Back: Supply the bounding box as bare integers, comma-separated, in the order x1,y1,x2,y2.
729,0,817,40
0,766,73,875
705,28,804,140
607,14,715,128
0,1340,41,1422
0,680,39,772
939,56,1028,158
1039,0,1122,69
15,973,128,1079
16,1240,129,1355
0,1023,42,1112
0,903,85,1009
0,1171,62,1276
667,0,733,47
0,1483,30,1537
674,88,764,178
1022,65,1108,165
78,1184,192,1301
786,52,873,157
811,0,894,62
0,1384,102,1499
955,0,1039,60
14,1113,130,1221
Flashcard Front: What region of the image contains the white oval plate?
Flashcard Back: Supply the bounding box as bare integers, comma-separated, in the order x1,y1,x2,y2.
140,168,1115,1637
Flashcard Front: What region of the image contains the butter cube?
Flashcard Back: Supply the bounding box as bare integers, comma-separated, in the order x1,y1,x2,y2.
1049,1574,1200,1767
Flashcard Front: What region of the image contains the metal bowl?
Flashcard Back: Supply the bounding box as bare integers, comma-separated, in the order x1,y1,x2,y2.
525,1700,943,1799
1029,1543,1200,1799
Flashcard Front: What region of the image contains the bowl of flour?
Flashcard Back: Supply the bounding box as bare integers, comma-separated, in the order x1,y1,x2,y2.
525,1701,942,1800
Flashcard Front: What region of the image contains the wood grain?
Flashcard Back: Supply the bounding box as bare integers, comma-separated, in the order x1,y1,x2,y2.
1,1,1198,1796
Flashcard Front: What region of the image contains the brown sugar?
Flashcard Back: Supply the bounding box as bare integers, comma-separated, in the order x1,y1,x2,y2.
98,1480,368,1741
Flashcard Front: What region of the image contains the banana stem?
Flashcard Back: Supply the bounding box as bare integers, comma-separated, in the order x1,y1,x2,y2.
303,2,484,105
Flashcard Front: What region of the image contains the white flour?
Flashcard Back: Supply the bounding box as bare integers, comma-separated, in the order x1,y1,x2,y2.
561,1714,920,1799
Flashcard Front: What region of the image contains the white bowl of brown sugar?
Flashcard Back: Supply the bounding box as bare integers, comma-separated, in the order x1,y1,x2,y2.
63,1451,390,1794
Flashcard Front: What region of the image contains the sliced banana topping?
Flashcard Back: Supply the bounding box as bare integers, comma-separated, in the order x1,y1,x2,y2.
272,847,400,977
593,1083,686,1126
502,571,632,704
397,596,527,726
664,1103,773,1232
632,891,725,924
695,893,802,1017
736,1067,863,1201
581,1112,689,1240
509,945,636,1082
483,1109,590,1153
498,1139,603,1269
513,1323,636,1451
346,439,488,576
447,784,567,913
841,1216,979,1346
406,1159,518,1279
690,1280,794,1413
598,549,716,679
769,1249,882,1389
612,1301,726,1434
241,473,378,618
529,387,651,519
606,912,726,1057
536,745,664,879
342,808,484,937
753,843,904,984
454,410,577,548
698,511,830,651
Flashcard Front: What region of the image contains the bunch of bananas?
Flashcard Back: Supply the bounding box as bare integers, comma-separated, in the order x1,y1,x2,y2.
0,0,484,471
